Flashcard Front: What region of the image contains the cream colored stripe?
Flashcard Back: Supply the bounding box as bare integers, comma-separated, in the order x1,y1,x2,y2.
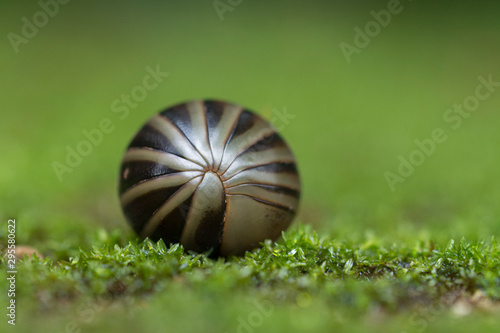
120,171,203,207
123,148,205,172
148,114,206,166
224,169,300,191
221,147,295,179
140,176,202,238
187,100,214,166
179,172,225,251
218,120,275,174
210,103,242,171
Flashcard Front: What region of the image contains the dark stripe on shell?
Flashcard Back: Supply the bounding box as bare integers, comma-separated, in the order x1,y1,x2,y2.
119,160,179,194
227,194,295,214
129,124,182,157
237,132,287,155
204,100,225,129
149,195,194,245
123,186,183,234
230,110,258,139
247,162,298,175
194,193,226,257
160,104,192,140
228,183,301,200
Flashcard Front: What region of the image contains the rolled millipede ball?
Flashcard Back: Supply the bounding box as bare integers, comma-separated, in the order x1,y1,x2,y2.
118,99,301,257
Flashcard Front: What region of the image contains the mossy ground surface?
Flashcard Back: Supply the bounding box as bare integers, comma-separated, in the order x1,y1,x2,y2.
1,226,500,332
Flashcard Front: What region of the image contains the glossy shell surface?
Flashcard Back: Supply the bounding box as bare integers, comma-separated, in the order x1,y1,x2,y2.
119,100,300,256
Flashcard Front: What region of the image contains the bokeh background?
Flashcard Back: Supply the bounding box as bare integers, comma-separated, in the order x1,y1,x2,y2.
2,0,500,245
0,0,499,330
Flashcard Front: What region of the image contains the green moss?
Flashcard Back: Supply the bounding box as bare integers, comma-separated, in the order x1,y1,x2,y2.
2,225,499,332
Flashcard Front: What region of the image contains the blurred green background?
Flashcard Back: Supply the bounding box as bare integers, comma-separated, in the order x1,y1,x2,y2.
0,0,499,331
1,0,499,243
